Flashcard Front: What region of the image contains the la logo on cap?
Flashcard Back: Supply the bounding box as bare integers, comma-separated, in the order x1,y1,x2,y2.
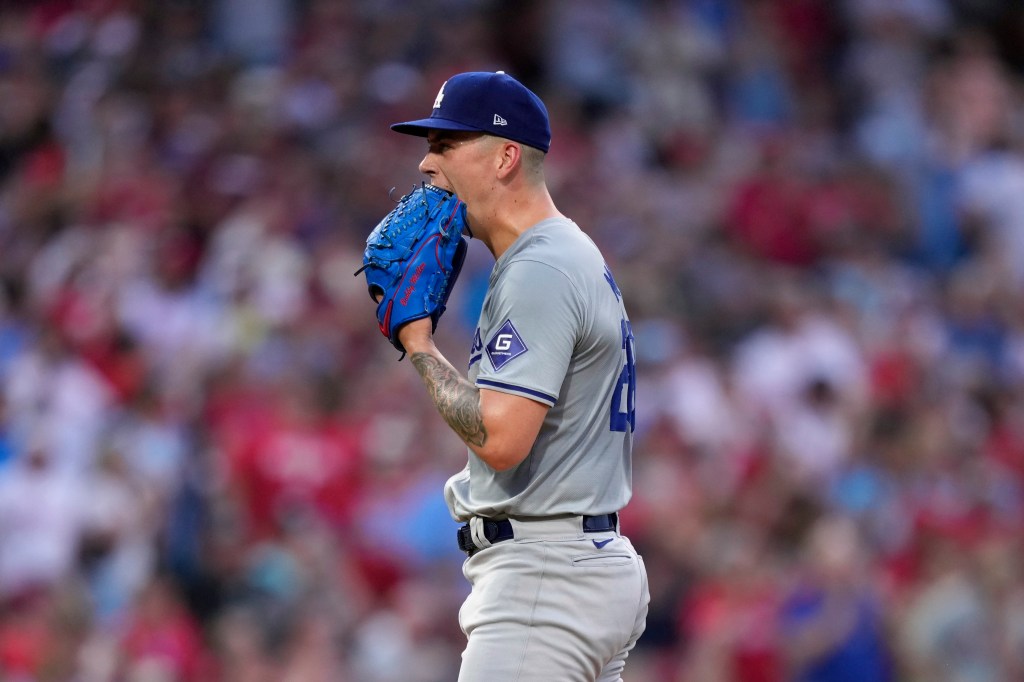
433,81,446,110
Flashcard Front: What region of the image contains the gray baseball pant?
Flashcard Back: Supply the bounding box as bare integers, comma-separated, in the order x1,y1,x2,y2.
456,515,650,682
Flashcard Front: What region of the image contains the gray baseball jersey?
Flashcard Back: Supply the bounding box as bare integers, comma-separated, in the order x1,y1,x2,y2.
444,217,636,521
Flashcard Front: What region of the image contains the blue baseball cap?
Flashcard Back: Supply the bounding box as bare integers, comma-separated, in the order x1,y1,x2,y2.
391,71,551,153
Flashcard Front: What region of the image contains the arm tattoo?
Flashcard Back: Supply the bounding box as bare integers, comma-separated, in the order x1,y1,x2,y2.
410,352,488,447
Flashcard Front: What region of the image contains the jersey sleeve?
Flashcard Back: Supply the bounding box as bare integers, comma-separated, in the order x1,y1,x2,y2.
474,259,582,406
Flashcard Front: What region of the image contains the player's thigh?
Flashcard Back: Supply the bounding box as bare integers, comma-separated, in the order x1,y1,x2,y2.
458,539,647,682
459,543,587,682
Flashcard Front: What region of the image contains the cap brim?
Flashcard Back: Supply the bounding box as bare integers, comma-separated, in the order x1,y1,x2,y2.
390,117,484,137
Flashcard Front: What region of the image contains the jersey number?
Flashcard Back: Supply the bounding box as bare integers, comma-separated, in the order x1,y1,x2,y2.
610,319,636,432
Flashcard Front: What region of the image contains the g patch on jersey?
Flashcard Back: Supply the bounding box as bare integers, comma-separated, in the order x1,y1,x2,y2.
486,319,527,370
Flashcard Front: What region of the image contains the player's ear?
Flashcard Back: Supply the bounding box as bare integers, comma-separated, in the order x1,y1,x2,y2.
494,141,522,179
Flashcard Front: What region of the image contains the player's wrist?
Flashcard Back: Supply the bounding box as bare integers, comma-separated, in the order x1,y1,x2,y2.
397,318,434,354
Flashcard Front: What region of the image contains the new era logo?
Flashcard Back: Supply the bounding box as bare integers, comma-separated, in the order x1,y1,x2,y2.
493,114,507,126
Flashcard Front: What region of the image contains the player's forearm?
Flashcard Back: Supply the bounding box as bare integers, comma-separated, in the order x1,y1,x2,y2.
409,350,489,449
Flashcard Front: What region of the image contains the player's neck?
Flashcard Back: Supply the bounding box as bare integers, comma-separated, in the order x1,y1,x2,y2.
480,187,563,260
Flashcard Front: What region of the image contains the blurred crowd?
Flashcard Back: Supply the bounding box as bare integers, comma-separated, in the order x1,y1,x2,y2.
2,0,1024,680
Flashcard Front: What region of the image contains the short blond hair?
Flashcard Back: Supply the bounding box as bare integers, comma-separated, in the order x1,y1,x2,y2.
520,145,546,184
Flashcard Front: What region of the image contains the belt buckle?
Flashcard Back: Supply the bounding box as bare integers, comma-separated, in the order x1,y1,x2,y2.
457,518,509,556
457,524,474,554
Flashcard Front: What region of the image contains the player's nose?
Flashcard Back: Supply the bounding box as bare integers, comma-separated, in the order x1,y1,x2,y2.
418,153,436,178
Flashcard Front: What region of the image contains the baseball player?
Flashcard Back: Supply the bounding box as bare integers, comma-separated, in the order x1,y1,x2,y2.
376,71,649,682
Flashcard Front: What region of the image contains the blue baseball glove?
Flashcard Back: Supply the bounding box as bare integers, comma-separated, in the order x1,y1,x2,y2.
357,184,469,354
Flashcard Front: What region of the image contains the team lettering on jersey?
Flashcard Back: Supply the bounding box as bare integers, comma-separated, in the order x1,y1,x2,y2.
469,328,483,368
603,264,621,301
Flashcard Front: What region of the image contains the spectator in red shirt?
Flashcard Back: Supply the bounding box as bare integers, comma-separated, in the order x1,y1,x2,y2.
119,577,208,681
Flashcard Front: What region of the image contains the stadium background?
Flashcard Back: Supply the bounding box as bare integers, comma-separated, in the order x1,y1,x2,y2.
2,0,1024,680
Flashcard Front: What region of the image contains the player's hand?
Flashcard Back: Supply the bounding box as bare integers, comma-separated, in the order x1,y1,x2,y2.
356,184,468,356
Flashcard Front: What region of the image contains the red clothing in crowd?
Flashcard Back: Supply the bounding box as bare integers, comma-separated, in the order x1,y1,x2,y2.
683,580,783,682
216,395,364,538
120,581,208,681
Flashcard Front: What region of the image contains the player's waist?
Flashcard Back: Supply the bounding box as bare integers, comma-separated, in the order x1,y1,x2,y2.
456,512,618,557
